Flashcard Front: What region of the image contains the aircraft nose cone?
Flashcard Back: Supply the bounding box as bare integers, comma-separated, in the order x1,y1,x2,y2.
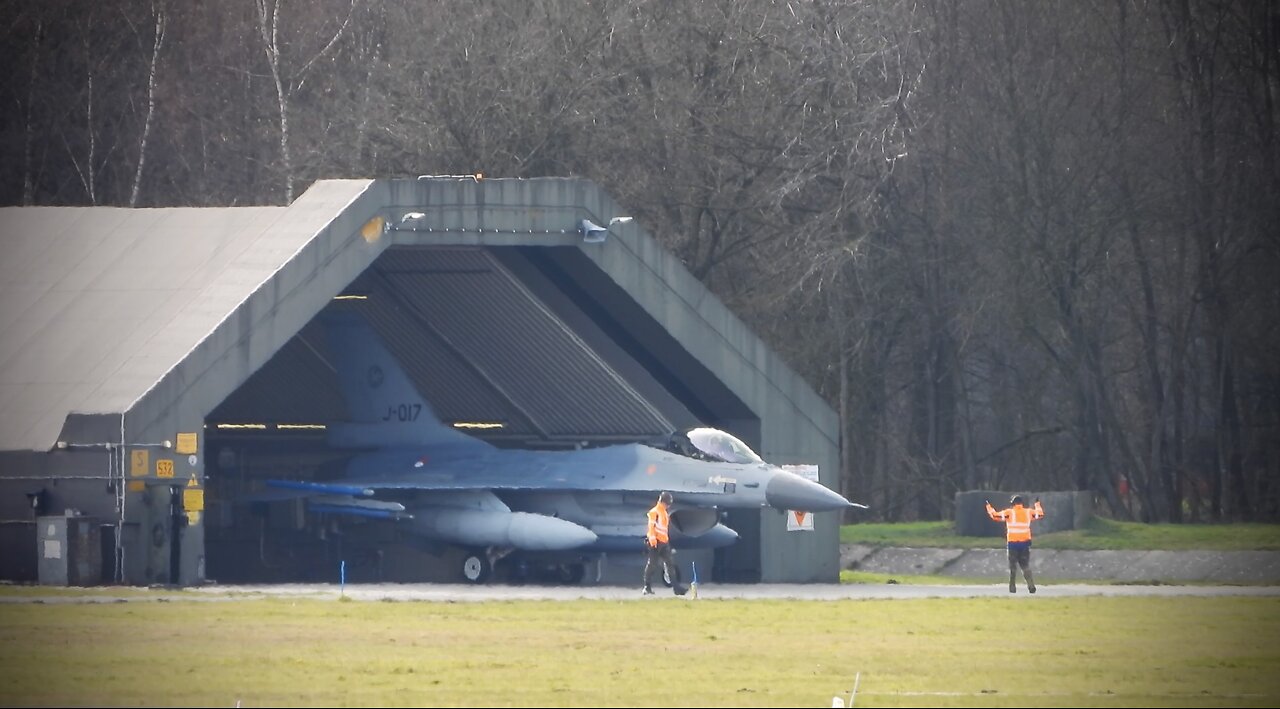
765,471,851,512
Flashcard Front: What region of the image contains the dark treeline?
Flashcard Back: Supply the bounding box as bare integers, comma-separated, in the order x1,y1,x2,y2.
3,0,1277,523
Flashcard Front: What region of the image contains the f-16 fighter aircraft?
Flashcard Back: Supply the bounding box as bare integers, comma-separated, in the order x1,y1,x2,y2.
258,313,860,583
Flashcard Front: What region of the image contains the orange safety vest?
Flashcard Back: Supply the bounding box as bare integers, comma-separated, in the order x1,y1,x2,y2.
986,501,1044,543
647,502,671,546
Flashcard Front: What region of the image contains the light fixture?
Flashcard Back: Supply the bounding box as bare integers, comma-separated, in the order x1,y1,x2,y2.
579,216,632,244
416,173,483,181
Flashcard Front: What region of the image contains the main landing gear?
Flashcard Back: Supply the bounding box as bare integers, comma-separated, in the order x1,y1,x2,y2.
461,546,512,584
460,547,594,586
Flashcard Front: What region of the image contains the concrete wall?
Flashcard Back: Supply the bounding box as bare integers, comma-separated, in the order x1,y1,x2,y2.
122,180,387,585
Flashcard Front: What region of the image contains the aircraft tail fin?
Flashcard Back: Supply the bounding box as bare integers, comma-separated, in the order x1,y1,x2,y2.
322,311,488,449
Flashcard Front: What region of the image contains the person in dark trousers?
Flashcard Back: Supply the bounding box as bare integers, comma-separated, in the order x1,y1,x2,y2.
643,491,682,595
986,495,1045,593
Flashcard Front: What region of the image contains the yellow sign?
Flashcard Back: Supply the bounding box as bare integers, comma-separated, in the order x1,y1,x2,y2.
187,474,198,487
127,480,146,493
187,511,201,525
156,459,174,478
176,432,198,455
183,488,204,512
360,216,385,243
130,450,149,477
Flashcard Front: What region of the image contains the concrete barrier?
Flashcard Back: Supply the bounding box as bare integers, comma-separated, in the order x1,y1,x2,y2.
840,545,1280,584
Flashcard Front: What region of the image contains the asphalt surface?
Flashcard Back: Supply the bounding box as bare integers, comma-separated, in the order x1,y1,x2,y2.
215,581,1280,602
4,548,1276,604
2,580,1277,604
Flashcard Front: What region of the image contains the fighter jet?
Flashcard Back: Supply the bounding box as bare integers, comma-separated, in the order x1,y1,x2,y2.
255,313,860,583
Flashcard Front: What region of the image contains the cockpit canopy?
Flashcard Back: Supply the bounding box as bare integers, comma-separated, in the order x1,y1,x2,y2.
668,427,764,464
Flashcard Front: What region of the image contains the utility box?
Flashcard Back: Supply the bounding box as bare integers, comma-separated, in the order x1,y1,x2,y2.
37,515,102,586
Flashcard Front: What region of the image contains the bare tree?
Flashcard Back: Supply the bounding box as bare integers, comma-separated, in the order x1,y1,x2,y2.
129,0,166,207
12,9,45,205
253,0,354,202
3,0,1276,524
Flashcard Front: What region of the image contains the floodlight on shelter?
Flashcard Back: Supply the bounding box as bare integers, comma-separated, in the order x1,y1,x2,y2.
578,216,632,243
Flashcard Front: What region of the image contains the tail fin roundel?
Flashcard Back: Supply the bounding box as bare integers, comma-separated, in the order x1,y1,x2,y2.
321,311,487,449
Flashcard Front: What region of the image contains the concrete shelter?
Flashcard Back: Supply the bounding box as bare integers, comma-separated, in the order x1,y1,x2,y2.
0,178,840,586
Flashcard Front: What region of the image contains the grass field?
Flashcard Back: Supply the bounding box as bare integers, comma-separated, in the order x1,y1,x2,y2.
840,517,1280,551
2,521,1276,707
1,594,1278,707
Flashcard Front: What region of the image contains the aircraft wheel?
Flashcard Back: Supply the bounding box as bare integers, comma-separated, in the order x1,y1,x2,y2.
462,553,491,584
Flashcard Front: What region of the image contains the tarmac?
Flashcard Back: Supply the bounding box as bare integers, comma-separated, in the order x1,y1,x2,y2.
2,580,1278,604
841,545,1280,585
3,549,1276,605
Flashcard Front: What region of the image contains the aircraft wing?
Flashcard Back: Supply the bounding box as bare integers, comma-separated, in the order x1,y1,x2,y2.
268,444,732,497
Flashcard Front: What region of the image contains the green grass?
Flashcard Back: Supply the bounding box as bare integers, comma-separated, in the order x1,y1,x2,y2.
840,569,992,586
841,517,1280,551
0,595,1277,707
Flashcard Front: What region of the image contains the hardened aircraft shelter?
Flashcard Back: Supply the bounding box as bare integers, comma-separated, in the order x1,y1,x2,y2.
0,178,841,586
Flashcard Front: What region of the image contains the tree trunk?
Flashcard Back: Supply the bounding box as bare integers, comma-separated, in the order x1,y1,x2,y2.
130,2,166,208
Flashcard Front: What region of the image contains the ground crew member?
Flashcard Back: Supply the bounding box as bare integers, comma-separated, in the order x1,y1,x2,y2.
643,491,682,595
986,494,1045,593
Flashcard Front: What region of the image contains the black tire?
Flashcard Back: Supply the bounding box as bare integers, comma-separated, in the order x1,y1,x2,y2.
462,552,491,584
